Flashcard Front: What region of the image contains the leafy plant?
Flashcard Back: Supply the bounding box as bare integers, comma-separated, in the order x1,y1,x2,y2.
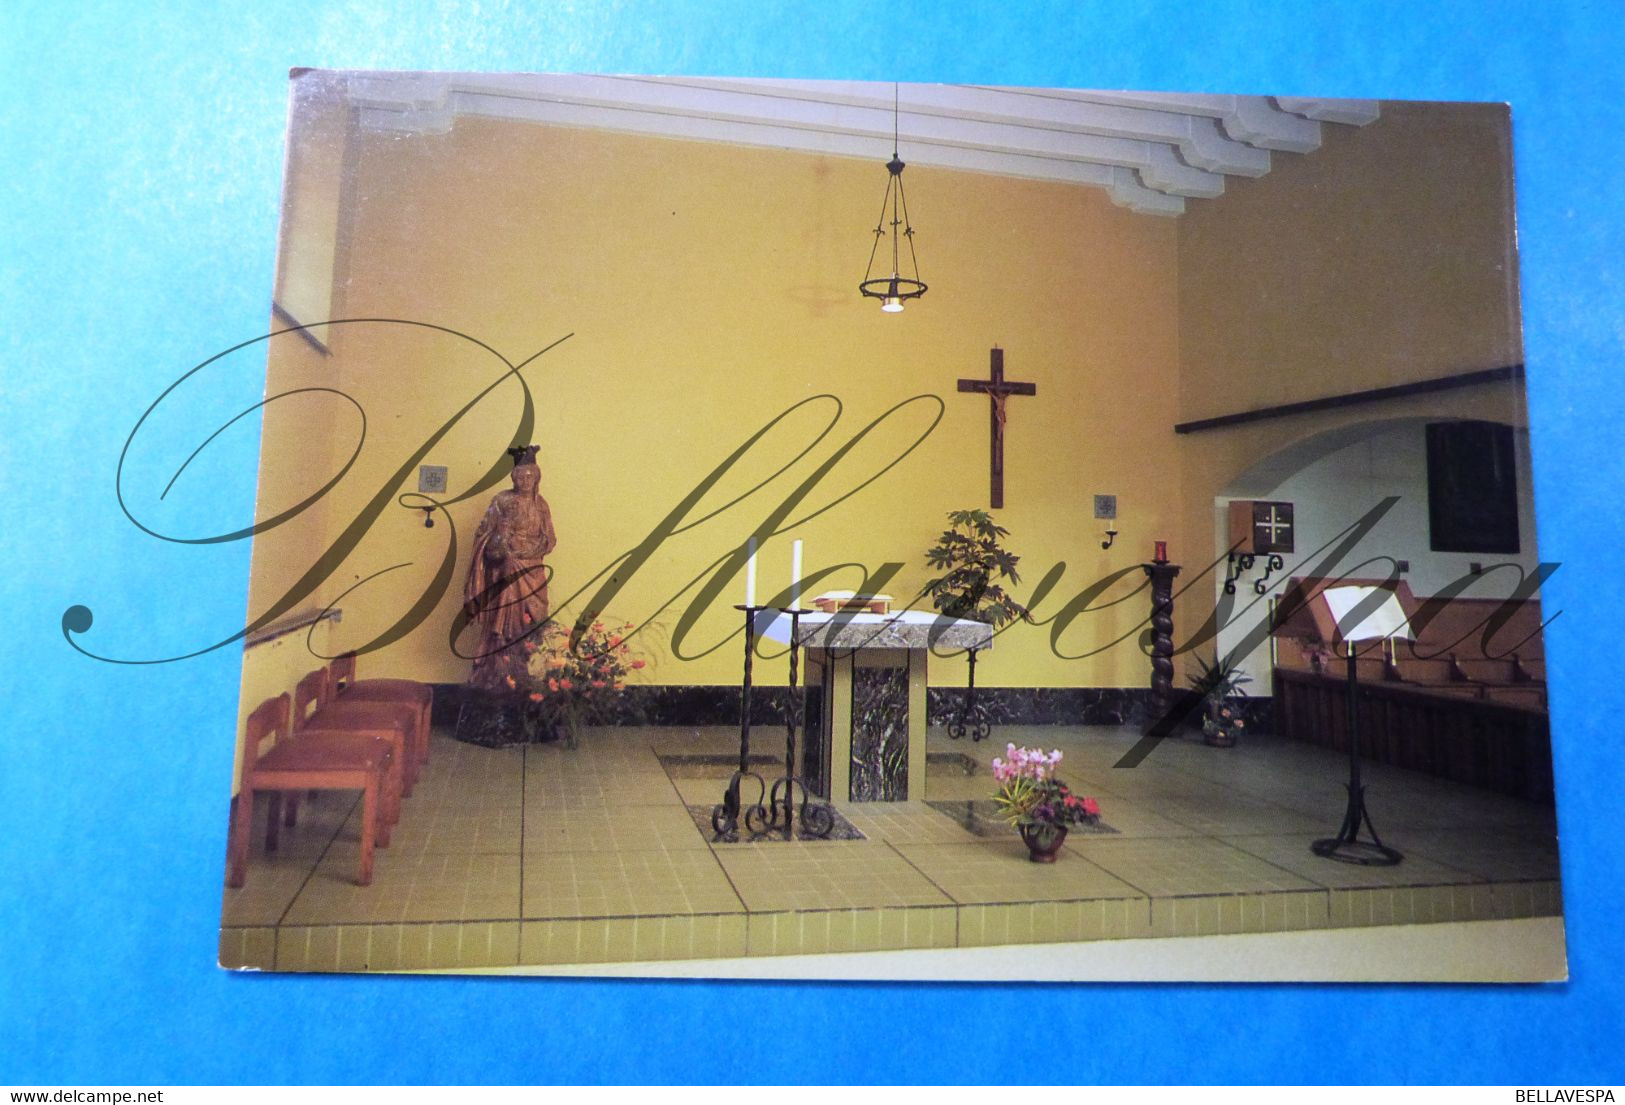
1188,650,1252,745
922,509,1031,626
1188,650,1253,704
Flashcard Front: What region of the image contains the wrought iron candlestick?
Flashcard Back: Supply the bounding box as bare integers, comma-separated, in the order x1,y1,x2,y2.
712,605,771,837
712,605,834,839
765,607,834,838
948,646,990,741
1311,642,1403,866
1142,560,1182,736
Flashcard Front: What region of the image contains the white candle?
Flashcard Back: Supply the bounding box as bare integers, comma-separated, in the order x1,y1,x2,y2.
745,538,757,607
791,540,803,608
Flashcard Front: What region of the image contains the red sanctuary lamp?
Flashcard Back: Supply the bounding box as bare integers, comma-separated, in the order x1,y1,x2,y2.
1153,540,1168,564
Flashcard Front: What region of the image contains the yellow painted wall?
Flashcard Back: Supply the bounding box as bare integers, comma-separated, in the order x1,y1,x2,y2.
1172,100,1528,682
231,314,354,791
1178,100,1522,420
253,114,1184,691
247,95,1529,713
234,73,365,789
274,71,352,346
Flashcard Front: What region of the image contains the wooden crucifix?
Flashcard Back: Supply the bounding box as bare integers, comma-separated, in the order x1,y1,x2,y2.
957,347,1036,508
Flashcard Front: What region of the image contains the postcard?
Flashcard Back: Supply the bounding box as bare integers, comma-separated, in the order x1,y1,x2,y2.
216,71,1563,980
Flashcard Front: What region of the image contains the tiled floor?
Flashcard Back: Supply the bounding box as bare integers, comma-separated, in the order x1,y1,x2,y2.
219,723,1564,973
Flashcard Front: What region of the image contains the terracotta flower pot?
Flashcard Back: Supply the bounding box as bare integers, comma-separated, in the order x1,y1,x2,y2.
1018,823,1068,862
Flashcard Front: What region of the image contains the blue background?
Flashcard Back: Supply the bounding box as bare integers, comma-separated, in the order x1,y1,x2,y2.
3,1,1622,1084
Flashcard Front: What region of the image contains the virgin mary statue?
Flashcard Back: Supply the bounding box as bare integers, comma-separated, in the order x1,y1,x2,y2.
462,445,557,691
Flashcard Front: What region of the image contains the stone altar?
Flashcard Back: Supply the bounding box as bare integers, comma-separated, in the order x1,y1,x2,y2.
759,610,993,803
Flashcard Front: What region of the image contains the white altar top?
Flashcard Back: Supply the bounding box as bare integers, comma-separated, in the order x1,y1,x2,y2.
755,608,993,652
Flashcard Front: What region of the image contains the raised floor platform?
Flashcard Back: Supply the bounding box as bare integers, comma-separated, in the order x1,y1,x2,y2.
220,723,1563,973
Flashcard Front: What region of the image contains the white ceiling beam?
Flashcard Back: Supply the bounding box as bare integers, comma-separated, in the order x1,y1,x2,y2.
1224,97,1324,152
1106,168,1187,216
665,77,1273,177
549,76,1231,196
356,84,1187,214
1052,91,1325,153
353,73,1225,198
1139,144,1224,199
344,74,1377,217
1180,115,1272,177
1274,97,1382,125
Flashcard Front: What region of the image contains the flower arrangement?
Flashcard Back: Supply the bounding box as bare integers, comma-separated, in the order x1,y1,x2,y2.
1203,702,1246,745
1188,651,1251,747
990,744,1100,860
513,619,647,746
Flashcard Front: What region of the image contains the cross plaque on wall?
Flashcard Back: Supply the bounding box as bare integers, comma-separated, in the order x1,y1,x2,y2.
1228,500,1295,554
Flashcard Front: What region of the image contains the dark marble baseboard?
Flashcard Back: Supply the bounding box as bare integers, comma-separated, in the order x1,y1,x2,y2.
429,683,1240,731
1231,694,1275,735
925,686,1151,727
1138,689,1276,739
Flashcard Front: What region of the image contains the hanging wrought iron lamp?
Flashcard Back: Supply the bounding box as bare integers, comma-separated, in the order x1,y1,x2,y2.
859,84,927,313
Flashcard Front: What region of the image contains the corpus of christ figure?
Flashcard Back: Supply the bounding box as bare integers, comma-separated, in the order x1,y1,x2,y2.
957,346,1036,508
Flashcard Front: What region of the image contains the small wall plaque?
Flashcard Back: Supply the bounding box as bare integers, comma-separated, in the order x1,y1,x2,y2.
1227,499,1294,554
1093,494,1117,520
419,465,449,494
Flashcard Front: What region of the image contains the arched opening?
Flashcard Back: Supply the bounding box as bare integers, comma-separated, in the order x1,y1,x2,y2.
1208,415,1539,697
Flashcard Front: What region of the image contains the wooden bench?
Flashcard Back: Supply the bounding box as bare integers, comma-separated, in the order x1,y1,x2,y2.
1272,578,1552,800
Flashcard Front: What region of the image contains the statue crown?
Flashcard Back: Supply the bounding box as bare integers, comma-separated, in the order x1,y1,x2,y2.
506,444,540,468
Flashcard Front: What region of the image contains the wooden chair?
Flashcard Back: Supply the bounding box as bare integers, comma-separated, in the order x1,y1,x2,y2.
290,668,412,814
331,651,434,773
227,694,392,888
298,666,423,795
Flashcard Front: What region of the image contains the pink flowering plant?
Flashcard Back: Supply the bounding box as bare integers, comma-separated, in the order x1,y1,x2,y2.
990,744,1101,831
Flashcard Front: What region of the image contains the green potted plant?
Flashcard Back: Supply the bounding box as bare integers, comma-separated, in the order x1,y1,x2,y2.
1188,650,1252,747
922,509,1031,626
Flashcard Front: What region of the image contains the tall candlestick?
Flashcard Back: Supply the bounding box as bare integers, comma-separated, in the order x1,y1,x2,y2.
791,539,803,608
745,538,757,606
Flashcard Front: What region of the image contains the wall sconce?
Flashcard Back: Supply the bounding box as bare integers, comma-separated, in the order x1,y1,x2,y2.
1094,494,1118,550
415,465,449,529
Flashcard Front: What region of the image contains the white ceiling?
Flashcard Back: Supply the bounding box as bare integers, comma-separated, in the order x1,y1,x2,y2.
343,73,1380,217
